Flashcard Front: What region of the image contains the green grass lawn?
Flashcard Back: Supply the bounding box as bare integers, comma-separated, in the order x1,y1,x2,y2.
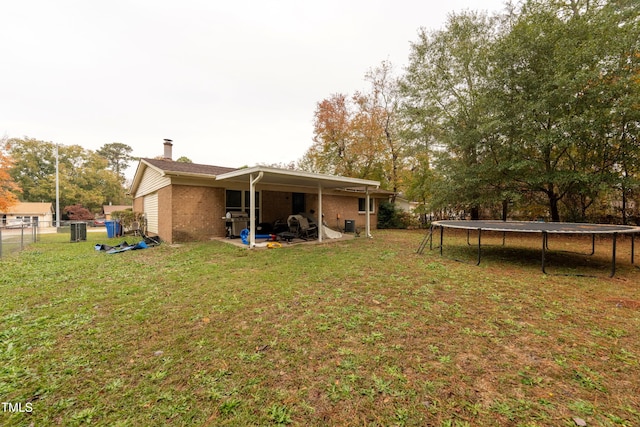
1,230,639,426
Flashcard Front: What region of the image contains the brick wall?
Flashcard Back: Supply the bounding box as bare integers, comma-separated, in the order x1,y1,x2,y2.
135,186,379,243
260,191,377,231
262,190,292,223
133,197,143,213
169,185,226,242
307,194,378,232
158,186,172,242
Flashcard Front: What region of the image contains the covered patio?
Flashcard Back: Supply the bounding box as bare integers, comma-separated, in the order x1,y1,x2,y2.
215,166,381,248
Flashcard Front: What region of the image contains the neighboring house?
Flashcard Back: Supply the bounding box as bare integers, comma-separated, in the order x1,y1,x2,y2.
395,196,420,214
102,204,133,220
129,141,386,245
1,202,54,227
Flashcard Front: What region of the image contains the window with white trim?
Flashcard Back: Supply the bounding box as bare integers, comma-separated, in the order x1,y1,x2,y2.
358,198,375,213
225,190,260,220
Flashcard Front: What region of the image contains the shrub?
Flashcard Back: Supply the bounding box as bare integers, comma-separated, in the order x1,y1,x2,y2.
63,204,94,221
377,201,414,229
111,209,144,230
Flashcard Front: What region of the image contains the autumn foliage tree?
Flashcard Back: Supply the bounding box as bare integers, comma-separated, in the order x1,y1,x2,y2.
299,61,404,193
300,93,357,176
0,138,21,212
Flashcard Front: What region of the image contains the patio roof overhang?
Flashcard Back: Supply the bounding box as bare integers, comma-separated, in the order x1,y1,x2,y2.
215,166,381,247
215,166,380,190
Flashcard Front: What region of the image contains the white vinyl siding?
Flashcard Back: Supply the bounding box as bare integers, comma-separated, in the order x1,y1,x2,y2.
135,167,170,198
144,192,159,234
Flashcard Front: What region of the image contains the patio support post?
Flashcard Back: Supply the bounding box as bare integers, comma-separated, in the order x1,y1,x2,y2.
249,172,264,248
318,183,323,243
365,186,372,238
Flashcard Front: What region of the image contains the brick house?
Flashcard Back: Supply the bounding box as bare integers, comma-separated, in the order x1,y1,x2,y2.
129,141,387,245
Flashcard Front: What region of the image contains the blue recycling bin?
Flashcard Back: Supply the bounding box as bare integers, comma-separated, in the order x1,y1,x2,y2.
105,220,121,238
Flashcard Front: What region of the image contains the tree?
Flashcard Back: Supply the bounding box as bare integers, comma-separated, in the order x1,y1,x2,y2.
301,93,357,176
402,10,498,219
176,156,193,163
404,151,440,224
400,0,640,222
63,204,94,220
8,138,128,212
362,60,405,199
0,138,21,212
597,0,640,223
300,62,405,190
488,0,640,221
6,137,56,204
96,142,135,180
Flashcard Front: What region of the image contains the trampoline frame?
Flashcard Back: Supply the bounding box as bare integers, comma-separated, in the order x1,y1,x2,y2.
426,220,640,277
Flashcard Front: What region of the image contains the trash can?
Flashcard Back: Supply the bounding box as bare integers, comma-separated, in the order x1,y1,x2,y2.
70,222,87,242
344,219,355,233
105,220,122,238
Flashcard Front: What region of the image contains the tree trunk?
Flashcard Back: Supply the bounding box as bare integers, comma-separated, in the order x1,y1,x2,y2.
549,195,560,222
470,206,480,220
622,189,628,225
502,200,508,221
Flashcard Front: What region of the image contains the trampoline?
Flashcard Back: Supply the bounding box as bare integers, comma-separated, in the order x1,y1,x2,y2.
418,220,640,277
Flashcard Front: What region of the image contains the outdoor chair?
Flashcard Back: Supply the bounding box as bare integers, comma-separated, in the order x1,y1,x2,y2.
124,220,141,236
287,214,318,240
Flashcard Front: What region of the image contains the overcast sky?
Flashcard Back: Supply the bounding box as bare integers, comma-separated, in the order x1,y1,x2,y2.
1,0,507,176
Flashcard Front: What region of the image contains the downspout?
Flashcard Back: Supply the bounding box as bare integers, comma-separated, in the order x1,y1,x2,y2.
249,171,264,248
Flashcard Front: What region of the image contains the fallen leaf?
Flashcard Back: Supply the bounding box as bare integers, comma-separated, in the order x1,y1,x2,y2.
573,417,587,426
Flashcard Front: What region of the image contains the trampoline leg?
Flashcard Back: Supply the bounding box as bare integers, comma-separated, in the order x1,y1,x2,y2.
631,234,635,265
502,231,506,246
610,233,617,278
476,228,482,266
439,226,444,256
467,230,471,246
590,234,595,256
429,224,434,251
541,232,547,274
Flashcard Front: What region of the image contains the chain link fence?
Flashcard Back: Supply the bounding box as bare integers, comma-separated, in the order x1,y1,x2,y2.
0,221,112,258
0,223,39,258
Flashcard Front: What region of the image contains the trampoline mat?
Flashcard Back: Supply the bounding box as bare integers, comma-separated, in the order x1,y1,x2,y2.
432,220,640,235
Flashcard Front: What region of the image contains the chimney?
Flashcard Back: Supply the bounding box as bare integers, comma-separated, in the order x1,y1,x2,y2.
163,139,173,160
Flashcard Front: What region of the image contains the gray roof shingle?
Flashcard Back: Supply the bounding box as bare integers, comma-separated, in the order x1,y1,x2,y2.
142,158,237,177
